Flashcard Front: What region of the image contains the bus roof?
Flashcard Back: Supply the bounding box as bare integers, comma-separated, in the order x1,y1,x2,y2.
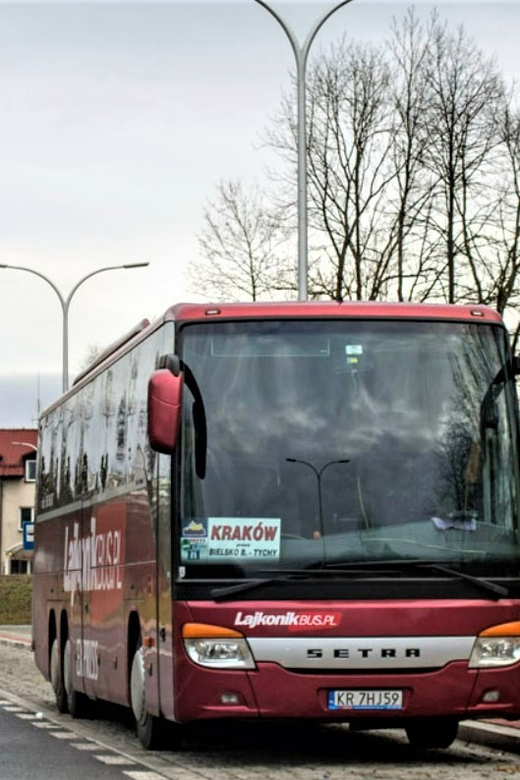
52,299,502,413
162,300,503,324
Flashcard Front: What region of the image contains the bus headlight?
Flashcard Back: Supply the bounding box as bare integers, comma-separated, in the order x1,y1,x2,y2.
469,622,520,668
182,623,256,670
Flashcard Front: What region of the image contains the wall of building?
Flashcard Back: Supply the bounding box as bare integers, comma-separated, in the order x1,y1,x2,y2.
0,430,37,575
2,477,35,574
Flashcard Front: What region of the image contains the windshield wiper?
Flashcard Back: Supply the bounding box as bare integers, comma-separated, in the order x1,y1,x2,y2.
416,562,509,599
209,567,394,601
316,558,509,599
210,573,311,601
210,560,510,601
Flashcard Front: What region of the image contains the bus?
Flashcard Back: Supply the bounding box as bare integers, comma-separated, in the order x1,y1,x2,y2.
33,301,520,751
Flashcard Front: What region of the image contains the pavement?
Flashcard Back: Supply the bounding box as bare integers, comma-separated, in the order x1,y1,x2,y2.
2,624,520,754
0,624,33,650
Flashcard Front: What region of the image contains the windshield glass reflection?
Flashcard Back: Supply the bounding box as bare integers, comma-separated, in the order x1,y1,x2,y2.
178,320,520,573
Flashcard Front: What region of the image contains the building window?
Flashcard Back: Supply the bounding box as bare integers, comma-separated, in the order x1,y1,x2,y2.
10,560,29,575
19,507,34,532
25,459,36,482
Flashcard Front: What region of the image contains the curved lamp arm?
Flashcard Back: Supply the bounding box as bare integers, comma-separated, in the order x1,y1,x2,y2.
1,261,149,392
251,0,356,301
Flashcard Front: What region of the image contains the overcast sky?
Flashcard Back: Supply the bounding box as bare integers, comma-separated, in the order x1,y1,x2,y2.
1,0,519,426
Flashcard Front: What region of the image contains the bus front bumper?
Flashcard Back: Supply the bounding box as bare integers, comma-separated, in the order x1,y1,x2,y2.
173,659,520,724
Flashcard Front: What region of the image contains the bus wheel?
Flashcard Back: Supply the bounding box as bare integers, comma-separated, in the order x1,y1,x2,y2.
63,638,90,719
405,720,459,749
130,641,167,750
50,638,68,714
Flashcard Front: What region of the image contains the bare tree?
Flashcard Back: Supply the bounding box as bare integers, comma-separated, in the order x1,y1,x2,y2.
267,24,449,304
420,17,505,303
482,99,520,348
192,9,517,321
78,344,104,372
190,179,293,301
385,8,442,302
305,39,395,301
266,37,399,301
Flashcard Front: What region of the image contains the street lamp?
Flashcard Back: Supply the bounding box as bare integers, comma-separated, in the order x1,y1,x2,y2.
12,441,37,483
0,262,149,393
252,0,356,301
11,442,37,451
286,457,350,539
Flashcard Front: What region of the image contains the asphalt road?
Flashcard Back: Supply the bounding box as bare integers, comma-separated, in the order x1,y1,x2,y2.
0,703,138,780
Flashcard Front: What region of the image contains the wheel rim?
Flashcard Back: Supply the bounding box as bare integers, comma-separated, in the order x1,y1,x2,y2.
50,639,60,696
130,646,146,724
63,639,73,698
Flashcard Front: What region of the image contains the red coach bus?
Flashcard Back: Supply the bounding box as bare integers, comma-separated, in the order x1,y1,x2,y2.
33,301,520,750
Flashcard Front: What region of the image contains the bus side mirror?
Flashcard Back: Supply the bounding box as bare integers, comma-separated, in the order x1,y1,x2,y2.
514,356,520,376
147,368,183,453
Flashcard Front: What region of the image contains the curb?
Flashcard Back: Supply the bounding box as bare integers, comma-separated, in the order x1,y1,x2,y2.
0,633,32,651
459,720,520,754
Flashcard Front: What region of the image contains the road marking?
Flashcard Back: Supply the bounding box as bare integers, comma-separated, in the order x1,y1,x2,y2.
95,755,137,766
0,689,171,780
49,730,78,739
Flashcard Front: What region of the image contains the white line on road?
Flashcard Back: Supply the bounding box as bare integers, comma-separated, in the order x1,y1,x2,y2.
48,730,79,739
124,773,170,780
95,755,137,766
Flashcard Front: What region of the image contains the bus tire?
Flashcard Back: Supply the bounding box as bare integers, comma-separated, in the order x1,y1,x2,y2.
63,638,91,719
50,637,68,714
130,640,168,750
405,719,459,749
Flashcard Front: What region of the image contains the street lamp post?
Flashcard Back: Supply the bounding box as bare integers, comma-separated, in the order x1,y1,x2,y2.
252,0,356,301
0,262,149,392
286,457,350,539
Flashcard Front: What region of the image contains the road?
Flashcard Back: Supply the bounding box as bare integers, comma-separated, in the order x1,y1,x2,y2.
1,641,520,780
0,704,135,780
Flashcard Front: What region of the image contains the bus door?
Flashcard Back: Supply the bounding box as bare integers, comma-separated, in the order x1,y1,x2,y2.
78,503,96,700
63,502,90,700
155,453,175,721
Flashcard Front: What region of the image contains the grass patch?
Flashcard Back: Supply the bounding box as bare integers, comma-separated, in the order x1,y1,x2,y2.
0,575,32,624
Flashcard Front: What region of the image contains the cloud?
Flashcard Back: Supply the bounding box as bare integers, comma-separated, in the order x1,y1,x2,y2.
0,374,61,428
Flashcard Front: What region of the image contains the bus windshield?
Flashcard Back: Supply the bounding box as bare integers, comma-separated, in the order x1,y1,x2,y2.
178,319,520,575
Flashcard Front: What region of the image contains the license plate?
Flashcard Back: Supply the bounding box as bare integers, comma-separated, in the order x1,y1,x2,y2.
328,689,403,710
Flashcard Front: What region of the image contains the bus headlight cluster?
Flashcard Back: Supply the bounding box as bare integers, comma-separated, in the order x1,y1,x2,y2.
182,623,256,670
469,622,520,669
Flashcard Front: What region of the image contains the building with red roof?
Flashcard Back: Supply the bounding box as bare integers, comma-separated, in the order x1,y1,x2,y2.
0,429,37,574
